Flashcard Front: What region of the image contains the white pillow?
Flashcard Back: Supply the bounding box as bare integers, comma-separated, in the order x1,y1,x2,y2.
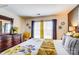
64,36,72,50
62,34,66,45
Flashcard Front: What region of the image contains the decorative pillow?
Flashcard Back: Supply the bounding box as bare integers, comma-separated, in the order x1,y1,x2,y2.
73,33,79,38
65,32,73,36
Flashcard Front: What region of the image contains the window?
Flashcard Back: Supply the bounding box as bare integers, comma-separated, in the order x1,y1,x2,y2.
33,21,53,39
44,21,53,39
4,23,11,33
33,22,40,38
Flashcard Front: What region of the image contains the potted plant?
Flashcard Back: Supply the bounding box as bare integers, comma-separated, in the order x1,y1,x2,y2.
11,27,18,34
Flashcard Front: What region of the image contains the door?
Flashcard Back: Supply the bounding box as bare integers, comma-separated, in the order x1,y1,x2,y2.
44,21,53,39
33,21,53,39
33,21,40,38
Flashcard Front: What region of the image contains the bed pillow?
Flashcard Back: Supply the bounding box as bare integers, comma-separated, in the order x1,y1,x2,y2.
62,32,73,45
68,39,79,55
65,32,73,36
66,38,76,54
73,39,79,55
63,36,72,51
73,33,79,38
62,34,66,45
65,37,79,55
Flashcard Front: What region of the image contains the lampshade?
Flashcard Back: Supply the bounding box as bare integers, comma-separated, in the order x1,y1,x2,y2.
69,26,75,32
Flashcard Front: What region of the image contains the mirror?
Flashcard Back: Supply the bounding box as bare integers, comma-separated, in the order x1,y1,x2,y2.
4,23,11,34
0,21,2,34
0,15,13,34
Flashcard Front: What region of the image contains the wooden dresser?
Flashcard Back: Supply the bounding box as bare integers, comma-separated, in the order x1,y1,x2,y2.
12,34,22,46
0,34,22,53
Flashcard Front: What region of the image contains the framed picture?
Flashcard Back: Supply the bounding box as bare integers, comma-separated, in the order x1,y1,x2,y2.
61,22,65,25
59,26,62,29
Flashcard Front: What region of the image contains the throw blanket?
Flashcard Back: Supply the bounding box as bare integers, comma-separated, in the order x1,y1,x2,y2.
37,39,57,55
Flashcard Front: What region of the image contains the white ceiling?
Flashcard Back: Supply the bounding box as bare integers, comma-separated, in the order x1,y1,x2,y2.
0,4,78,17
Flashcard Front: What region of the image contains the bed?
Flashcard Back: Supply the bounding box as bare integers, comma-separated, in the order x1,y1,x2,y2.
53,40,69,55
0,38,69,55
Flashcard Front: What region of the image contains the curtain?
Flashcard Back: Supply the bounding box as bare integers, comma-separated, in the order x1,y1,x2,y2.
40,21,44,38
53,19,57,39
31,21,34,38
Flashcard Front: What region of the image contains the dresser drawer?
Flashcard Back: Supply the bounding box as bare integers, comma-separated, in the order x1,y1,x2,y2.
0,34,22,52
12,34,21,46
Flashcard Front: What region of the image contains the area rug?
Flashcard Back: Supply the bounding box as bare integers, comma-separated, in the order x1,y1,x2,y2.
37,39,57,55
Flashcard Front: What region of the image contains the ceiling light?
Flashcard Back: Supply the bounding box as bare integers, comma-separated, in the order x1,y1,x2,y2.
37,13,40,15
